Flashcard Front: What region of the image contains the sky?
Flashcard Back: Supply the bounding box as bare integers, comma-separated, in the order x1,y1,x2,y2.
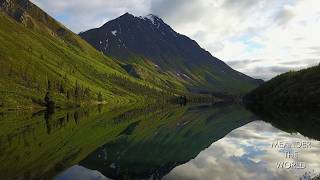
31,0,320,80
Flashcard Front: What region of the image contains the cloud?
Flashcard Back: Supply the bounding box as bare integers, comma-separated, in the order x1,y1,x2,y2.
30,0,320,80
150,0,205,25
226,59,262,69
249,66,296,80
274,5,296,26
31,0,151,32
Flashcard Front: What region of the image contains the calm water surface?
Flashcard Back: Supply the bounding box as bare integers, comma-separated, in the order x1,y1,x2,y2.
164,121,320,180
0,104,319,180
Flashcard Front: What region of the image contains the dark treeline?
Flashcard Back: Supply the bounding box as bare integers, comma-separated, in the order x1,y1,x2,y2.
43,77,96,109
245,64,320,108
0,59,101,109
170,91,240,106
171,94,218,106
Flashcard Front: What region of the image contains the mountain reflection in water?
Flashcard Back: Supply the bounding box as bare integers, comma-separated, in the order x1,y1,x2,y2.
74,104,254,180
0,103,319,180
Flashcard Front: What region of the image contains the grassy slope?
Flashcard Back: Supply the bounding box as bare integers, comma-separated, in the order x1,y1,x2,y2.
245,64,320,107
109,46,259,96
116,54,259,97
0,8,169,110
117,56,187,92
183,61,259,94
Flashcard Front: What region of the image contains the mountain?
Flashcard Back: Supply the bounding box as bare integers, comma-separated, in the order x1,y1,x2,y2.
245,64,320,108
0,0,168,110
80,13,262,94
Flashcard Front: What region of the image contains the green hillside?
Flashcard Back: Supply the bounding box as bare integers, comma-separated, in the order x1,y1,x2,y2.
245,64,320,107
115,55,259,95
0,0,172,111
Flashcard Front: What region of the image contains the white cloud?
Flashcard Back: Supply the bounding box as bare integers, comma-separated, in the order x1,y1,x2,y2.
31,0,151,32
30,0,320,80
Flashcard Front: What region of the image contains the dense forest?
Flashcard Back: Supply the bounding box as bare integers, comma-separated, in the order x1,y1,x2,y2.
245,64,320,108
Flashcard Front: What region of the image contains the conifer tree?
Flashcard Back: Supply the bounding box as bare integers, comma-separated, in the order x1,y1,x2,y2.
44,79,55,108
98,92,103,102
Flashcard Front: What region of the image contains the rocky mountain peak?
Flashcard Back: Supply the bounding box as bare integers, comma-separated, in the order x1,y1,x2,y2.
79,13,262,93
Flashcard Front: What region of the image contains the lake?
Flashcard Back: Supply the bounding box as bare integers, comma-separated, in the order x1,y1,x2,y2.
0,104,319,180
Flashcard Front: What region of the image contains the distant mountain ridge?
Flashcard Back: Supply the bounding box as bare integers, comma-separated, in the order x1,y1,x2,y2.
80,13,262,94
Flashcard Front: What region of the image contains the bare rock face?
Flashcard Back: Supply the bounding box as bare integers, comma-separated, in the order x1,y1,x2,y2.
0,0,13,11
0,0,31,24
1,0,30,8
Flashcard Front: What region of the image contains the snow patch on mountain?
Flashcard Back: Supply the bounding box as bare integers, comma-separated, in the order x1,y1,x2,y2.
144,14,155,24
182,74,192,80
111,30,117,36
